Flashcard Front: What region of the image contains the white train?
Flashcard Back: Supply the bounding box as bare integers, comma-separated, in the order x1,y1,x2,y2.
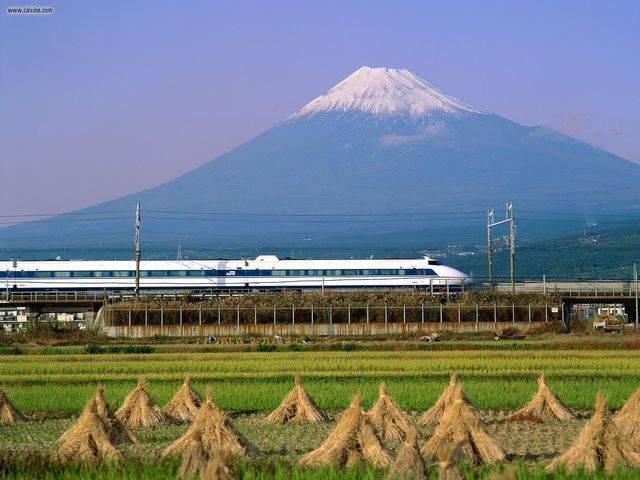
0,255,468,291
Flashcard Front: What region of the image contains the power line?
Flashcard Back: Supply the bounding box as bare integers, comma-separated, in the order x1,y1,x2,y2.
145,209,486,217
142,215,483,224
0,210,132,219
0,216,131,226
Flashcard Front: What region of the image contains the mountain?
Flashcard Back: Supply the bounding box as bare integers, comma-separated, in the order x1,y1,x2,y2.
2,66,640,261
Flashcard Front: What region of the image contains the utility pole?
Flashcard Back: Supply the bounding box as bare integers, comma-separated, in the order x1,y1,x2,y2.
487,202,516,293
634,262,638,329
177,240,183,261
508,202,516,293
4,258,10,300
487,209,494,289
134,202,141,298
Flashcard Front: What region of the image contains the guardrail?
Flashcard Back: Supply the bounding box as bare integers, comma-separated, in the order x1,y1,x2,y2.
1,279,638,303
1,291,107,303
495,281,639,298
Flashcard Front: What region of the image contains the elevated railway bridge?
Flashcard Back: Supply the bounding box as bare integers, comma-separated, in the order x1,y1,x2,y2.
1,280,637,335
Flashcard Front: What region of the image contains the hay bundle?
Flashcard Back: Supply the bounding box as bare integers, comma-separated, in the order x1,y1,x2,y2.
203,449,237,480
300,394,392,468
115,376,168,428
547,393,640,473
165,376,202,422
509,374,574,422
368,382,414,442
164,389,256,458
419,373,478,425
613,387,640,442
0,387,25,423
264,376,325,424
421,386,505,465
59,386,135,448
176,430,238,480
437,445,463,480
387,429,425,480
177,430,210,480
57,396,121,463
93,385,136,444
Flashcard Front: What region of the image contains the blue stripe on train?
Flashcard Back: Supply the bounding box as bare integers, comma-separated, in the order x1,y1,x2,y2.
3,268,438,279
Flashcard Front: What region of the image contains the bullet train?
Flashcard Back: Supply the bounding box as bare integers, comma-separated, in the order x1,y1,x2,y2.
0,255,468,291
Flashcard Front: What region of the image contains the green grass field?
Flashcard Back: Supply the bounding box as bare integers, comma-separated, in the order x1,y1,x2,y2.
2,346,640,478
2,349,640,413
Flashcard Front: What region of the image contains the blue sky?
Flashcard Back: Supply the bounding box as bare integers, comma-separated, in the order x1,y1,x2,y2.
1,0,638,217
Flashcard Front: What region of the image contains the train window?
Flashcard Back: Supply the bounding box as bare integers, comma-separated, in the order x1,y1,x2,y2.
428,260,441,265
149,271,166,277
33,271,51,278
343,270,356,276
168,271,187,277
53,271,71,277
421,269,433,276
272,270,286,276
93,271,110,277
112,271,130,277
72,271,91,277
188,270,207,276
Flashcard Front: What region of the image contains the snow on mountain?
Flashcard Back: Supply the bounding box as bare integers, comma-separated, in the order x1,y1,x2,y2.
291,66,483,119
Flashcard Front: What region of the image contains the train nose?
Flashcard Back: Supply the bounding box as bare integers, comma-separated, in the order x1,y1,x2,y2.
443,266,470,280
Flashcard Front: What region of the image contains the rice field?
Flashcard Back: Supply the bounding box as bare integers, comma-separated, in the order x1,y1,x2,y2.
2,346,640,478
2,349,640,412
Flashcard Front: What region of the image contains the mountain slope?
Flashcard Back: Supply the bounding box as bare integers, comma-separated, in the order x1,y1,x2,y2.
2,66,640,259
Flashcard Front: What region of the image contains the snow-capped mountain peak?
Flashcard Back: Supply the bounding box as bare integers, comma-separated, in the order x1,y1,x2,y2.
291,66,482,119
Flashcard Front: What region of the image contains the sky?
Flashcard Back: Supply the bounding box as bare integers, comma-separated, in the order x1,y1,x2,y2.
1,0,639,219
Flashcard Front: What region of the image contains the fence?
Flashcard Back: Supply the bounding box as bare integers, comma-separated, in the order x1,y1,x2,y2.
103,303,561,337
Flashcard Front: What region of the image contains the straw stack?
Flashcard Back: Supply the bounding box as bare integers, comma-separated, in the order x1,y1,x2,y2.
613,387,640,443
177,430,210,480
57,386,136,463
202,449,238,480
0,387,25,423
300,394,392,468
419,373,478,425
264,377,325,424
547,393,640,473
93,385,137,444
421,385,505,465
386,429,426,480
509,374,574,422
437,445,463,480
163,389,257,458
368,382,414,442
115,376,169,428
165,376,202,423
57,396,121,463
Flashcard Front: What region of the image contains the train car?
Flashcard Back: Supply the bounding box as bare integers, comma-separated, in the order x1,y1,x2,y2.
0,255,468,291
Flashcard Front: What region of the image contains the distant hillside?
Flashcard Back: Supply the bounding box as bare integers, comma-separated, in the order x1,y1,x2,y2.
446,223,640,280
